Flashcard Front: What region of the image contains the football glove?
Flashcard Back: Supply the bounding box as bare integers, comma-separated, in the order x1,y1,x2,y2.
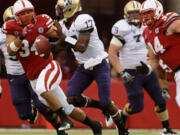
136,61,152,75
119,70,134,83
161,88,171,100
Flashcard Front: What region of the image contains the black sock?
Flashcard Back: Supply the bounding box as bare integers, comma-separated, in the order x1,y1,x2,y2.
162,120,170,129
82,116,94,127
121,112,128,124
56,107,68,122
82,116,101,134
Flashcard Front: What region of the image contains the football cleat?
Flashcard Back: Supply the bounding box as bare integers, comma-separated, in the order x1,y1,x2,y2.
57,130,68,135
91,121,102,135
102,111,113,127
28,101,38,124
58,120,74,131
162,128,180,135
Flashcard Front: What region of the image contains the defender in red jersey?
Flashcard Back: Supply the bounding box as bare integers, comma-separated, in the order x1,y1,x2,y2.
136,0,180,110
3,0,102,134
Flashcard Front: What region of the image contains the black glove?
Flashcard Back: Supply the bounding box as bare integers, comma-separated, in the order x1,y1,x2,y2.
119,70,134,83
161,88,171,100
136,61,152,75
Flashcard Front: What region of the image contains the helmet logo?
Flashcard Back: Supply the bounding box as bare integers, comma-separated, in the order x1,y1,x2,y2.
65,0,72,6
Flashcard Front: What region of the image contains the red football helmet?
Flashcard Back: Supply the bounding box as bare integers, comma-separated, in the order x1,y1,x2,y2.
140,0,163,28
13,0,36,25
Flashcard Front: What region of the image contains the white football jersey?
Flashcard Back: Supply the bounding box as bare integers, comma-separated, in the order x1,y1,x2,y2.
111,19,148,69
0,29,24,75
59,14,108,64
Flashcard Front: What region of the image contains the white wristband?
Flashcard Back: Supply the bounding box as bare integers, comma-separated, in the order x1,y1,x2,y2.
64,37,77,46
9,41,20,52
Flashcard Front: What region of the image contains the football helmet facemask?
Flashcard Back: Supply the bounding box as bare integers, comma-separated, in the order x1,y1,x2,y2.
3,6,14,22
13,0,36,26
140,0,163,28
55,0,81,19
124,0,142,24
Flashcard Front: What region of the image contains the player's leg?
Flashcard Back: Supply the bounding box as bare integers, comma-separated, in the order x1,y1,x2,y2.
54,86,102,135
144,72,179,135
93,58,129,135
66,65,101,108
32,61,73,131
7,74,33,120
65,66,102,134
155,67,170,100
26,78,68,135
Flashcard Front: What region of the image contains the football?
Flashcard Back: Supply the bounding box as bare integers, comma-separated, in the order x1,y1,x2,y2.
35,35,51,59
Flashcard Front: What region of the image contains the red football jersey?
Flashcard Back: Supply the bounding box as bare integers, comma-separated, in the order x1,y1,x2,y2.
143,12,180,73
2,14,54,80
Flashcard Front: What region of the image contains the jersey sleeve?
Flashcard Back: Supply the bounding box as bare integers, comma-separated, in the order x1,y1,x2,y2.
37,14,54,33
2,20,22,36
111,20,129,42
74,14,95,33
163,12,179,27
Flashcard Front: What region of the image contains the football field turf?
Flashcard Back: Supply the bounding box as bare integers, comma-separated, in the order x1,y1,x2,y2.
0,129,180,135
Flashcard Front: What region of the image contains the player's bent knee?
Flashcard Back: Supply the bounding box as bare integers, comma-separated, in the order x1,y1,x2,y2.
155,103,166,113
67,95,87,107
124,103,144,114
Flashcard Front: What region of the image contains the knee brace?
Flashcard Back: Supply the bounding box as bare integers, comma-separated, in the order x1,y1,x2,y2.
155,103,166,113
67,95,88,107
124,103,143,115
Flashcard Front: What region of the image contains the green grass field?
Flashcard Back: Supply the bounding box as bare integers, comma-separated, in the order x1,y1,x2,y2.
0,129,180,135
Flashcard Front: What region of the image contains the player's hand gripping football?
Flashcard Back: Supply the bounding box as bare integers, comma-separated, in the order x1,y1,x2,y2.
119,70,134,83
136,61,152,75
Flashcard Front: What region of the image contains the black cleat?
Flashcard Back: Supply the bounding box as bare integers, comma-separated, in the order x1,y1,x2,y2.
162,128,180,135
57,130,68,135
91,121,102,135
118,128,129,135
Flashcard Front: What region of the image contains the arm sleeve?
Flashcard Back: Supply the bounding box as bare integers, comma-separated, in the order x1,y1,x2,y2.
74,14,95,33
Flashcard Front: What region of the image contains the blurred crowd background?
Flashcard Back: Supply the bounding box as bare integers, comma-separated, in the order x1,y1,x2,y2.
0,0,179,80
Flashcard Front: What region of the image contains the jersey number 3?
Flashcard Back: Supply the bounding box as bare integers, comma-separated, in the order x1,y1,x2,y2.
19,40,38,57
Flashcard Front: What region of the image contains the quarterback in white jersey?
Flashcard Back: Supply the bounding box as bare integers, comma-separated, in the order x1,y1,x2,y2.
108,1,178,135
55,0,129,134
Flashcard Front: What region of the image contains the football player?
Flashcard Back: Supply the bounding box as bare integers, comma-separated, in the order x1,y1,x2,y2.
108,1,179,135
54,0,127,134
1,6,70,135
2,1,102,134
137,0,180,108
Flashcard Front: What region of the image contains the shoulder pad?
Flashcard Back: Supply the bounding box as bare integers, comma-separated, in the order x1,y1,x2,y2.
2,20,22,36
163,12,179,27
74,14,95,31
111,19,131,37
